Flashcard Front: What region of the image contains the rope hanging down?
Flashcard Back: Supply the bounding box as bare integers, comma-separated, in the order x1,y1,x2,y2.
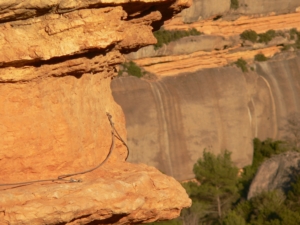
0,112,129,188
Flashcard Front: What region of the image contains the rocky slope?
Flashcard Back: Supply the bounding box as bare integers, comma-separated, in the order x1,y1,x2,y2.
0,0,192,224
112,0,300,180
248,151,300,199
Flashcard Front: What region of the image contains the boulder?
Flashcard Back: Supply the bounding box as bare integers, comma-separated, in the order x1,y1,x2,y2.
248,151,300,199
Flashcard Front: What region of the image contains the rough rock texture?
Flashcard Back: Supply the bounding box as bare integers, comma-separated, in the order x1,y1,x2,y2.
247,151,300,199
0,0,192,224
111,53,300,180
165,11,300,36
127,35,236,60
111,0,300,182
0,162,191,225
180,0,230,23
132,46,280,76
171,0,300,23
128,10,300,75
238,0,300,15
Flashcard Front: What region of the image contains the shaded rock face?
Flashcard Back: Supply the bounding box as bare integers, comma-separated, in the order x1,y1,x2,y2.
248,151,300,199
178,0,300,23
238,0,300,15
181,0,230,23
127,35,235,60
0,0,192,224
111,54,300,180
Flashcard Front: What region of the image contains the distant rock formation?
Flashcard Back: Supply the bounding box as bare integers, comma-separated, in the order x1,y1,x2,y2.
0,0,192,224
112,0,300,182
181,0,230,23
112,53,300,180
248,151,300,199
179,0,300,23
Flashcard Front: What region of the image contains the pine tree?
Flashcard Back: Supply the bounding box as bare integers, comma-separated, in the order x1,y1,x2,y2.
189,150,240,224
223,211,246,225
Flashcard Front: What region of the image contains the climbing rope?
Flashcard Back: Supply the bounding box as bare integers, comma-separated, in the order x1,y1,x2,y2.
0,112,129,188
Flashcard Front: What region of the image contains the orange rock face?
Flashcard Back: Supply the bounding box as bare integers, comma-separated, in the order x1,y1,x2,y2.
134,46,281,76
165,11,300,36
1,162,191,225
0,0,192,224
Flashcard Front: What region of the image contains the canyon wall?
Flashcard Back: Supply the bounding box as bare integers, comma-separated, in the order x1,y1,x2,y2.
180,0,300,23
0,0,192,224
112,53,300,180
112,0,300,181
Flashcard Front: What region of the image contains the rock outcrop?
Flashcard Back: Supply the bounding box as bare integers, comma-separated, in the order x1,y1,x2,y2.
0,0,192,224
131,46,281,76
165,10,300,36
112,52,300,181
247,151,300,199
111,0,300,181
1,162,190,225
177,0,300,23
181,0,230,23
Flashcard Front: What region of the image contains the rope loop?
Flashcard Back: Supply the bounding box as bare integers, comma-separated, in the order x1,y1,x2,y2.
0,113,129,188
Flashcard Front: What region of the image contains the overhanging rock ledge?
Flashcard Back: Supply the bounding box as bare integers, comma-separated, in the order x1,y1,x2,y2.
0,0,192,224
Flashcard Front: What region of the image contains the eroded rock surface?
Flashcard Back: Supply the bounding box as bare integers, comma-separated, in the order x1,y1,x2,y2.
0,0,192,224
1,162,191,225
248,151,300,199
111,0,300,181
176,0,300,23
112,53,300,180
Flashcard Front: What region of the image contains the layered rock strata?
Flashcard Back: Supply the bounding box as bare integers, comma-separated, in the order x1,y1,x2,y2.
128,10,300,77
0,0,192,224
111,0,300,183
1,162,190,225
112,51,300,180
179,0,300,23
165,11,300,36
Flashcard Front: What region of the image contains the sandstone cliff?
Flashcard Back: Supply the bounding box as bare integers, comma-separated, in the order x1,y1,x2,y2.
179,0,300,23
112,53,300,180
112,0,300,181
0,0,192,224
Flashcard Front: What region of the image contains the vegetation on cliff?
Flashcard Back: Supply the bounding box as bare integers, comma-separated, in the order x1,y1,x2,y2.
149,135,300,225
234,58,248,72
153,28,202,50
230,0,239,10
254,53,268,62
240,30,258,43
118,61,145,78
240,28,300,51
240,29,282,44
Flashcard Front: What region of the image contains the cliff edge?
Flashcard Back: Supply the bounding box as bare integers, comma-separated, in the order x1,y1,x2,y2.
0,0,192,224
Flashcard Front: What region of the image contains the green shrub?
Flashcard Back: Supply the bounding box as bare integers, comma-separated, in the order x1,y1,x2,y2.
258,29,276,44
119,61,143,78
231,0,239,9
153,28,202,50
281,28,300,51
147,220,181,225
254,53,268,62
294,30,300,49
282,44,292,51
237,138,288,199
290,28,298,40
240,30,258,43
234,58,248,72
